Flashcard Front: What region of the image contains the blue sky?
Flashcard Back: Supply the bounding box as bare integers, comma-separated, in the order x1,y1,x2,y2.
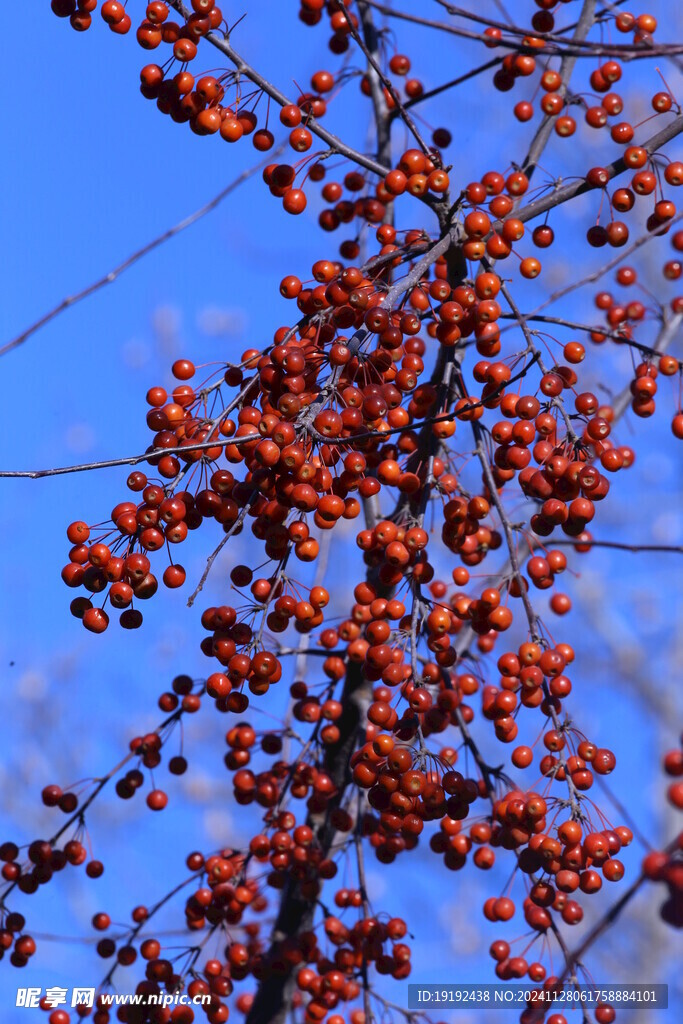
1,3,682,1022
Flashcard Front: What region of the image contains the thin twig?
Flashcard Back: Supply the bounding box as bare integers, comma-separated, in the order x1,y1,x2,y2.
0,152,282,357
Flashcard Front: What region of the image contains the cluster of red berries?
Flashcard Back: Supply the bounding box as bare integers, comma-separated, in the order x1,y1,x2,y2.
152,68,329,146
488,9,662,123
584,153,682,251
641,742,683,927
0,834,103,913
87,848,264,1023
48,224,680,1021
32,1,683,1020
62,506,185,634
0,910,37,971
512,55,674,140
51,0,223,44
381,150,449,200
247,812,340,897
264,153,445,223
51,0,449,225
590,255,683,433
297,0,426,106
0,674,201,976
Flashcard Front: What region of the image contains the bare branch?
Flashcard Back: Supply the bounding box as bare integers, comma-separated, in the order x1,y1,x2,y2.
0,153,280,358
542,537,683,555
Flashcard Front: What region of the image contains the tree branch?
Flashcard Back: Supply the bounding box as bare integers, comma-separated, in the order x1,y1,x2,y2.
0,153,280,358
